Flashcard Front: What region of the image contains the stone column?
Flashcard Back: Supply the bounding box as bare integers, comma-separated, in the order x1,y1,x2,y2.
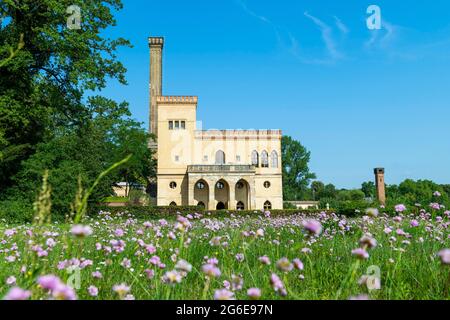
249,176,257,210
207,179,216,211
188,176,195,206
228,178,237,210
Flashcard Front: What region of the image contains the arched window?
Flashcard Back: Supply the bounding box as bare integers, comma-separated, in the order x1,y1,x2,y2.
251,150,259,167
215,150,225,165
237,201,245,210
264,201,272,210
169,201,177,207
261,151,269,168
198,201,205,209
270,151,278,168
169,182,177,189
216,202,226,210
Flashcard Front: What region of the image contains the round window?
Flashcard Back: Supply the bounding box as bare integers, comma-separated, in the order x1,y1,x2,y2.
169,182,177,189
264,181,271,188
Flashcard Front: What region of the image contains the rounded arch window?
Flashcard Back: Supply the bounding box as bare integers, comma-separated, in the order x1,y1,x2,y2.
198,201,205,209
270,151,278,168
169,181,177,189
264,181,271,189
169,201,177,207
261,151,269,168
237,201,245,210
264,201,272,210
196,181,206,190
251,150,259,167
215,150,226,165
216,182,225,190
216,202,226,210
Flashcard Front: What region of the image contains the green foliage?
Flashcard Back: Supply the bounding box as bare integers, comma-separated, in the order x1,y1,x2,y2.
0,1,157,222
102,196,129,203
89,205,332,219
3,112,150,219
0,0,130,188
337,189,366,201
334,200,373,217
0,198,33,223
283,201,297,209
90,205,205,217
386,179,449,208
361,181,376,198
112,126,156,194
311,181,337,200
0,33,24,68
73,154,132,223
128,189,144,206
33,170,52,225
281,136,316,201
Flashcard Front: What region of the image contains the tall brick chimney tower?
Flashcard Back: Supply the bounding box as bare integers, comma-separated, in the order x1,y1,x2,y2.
148,37,164,148
374,168,386,205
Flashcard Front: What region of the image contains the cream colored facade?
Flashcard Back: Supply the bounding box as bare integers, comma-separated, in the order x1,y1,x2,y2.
149,37,283,210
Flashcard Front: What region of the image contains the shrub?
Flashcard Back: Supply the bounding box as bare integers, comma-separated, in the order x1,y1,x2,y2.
335,200,374,217
283,202,296,209
128,189,143,205
0,198,34,223
88,205,333,219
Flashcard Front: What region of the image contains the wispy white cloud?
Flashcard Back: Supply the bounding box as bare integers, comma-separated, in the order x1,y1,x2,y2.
286,32,335,65
365,20,398,49
235,0,271,25
304,12,343,62
235,2,346,64
334,16,349,35
234,0,285,49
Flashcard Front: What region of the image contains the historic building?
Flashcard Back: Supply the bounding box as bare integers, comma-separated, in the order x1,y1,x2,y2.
149,37,283,210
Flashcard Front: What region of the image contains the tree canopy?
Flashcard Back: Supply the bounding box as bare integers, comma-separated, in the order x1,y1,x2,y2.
281,136,316,201
0,1,154,222
0,0,130,188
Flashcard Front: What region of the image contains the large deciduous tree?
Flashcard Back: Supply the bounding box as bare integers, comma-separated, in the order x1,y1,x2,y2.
281,136,316,201
0,0,130,188
0,1,156,221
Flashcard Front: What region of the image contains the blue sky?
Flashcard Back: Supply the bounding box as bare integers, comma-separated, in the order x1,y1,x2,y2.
100,0,450,188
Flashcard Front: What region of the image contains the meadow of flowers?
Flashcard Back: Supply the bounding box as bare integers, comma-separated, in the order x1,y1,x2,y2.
1,203,450,300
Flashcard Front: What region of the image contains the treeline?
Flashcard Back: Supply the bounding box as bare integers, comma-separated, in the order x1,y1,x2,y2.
293,179,450,212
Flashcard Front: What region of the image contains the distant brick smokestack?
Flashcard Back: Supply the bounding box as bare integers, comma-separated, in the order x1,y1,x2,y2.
374,168,386,205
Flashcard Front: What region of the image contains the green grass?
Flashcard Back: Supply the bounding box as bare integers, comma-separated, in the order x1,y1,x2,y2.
101,196,129,203
0,211,449,300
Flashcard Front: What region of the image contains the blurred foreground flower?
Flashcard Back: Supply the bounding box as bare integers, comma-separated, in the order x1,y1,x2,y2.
3,287,31,300
70,225,93,238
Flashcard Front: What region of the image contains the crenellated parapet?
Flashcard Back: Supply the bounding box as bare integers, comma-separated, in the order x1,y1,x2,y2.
194,129,282,140
156,96,198,104
148,37,164,47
